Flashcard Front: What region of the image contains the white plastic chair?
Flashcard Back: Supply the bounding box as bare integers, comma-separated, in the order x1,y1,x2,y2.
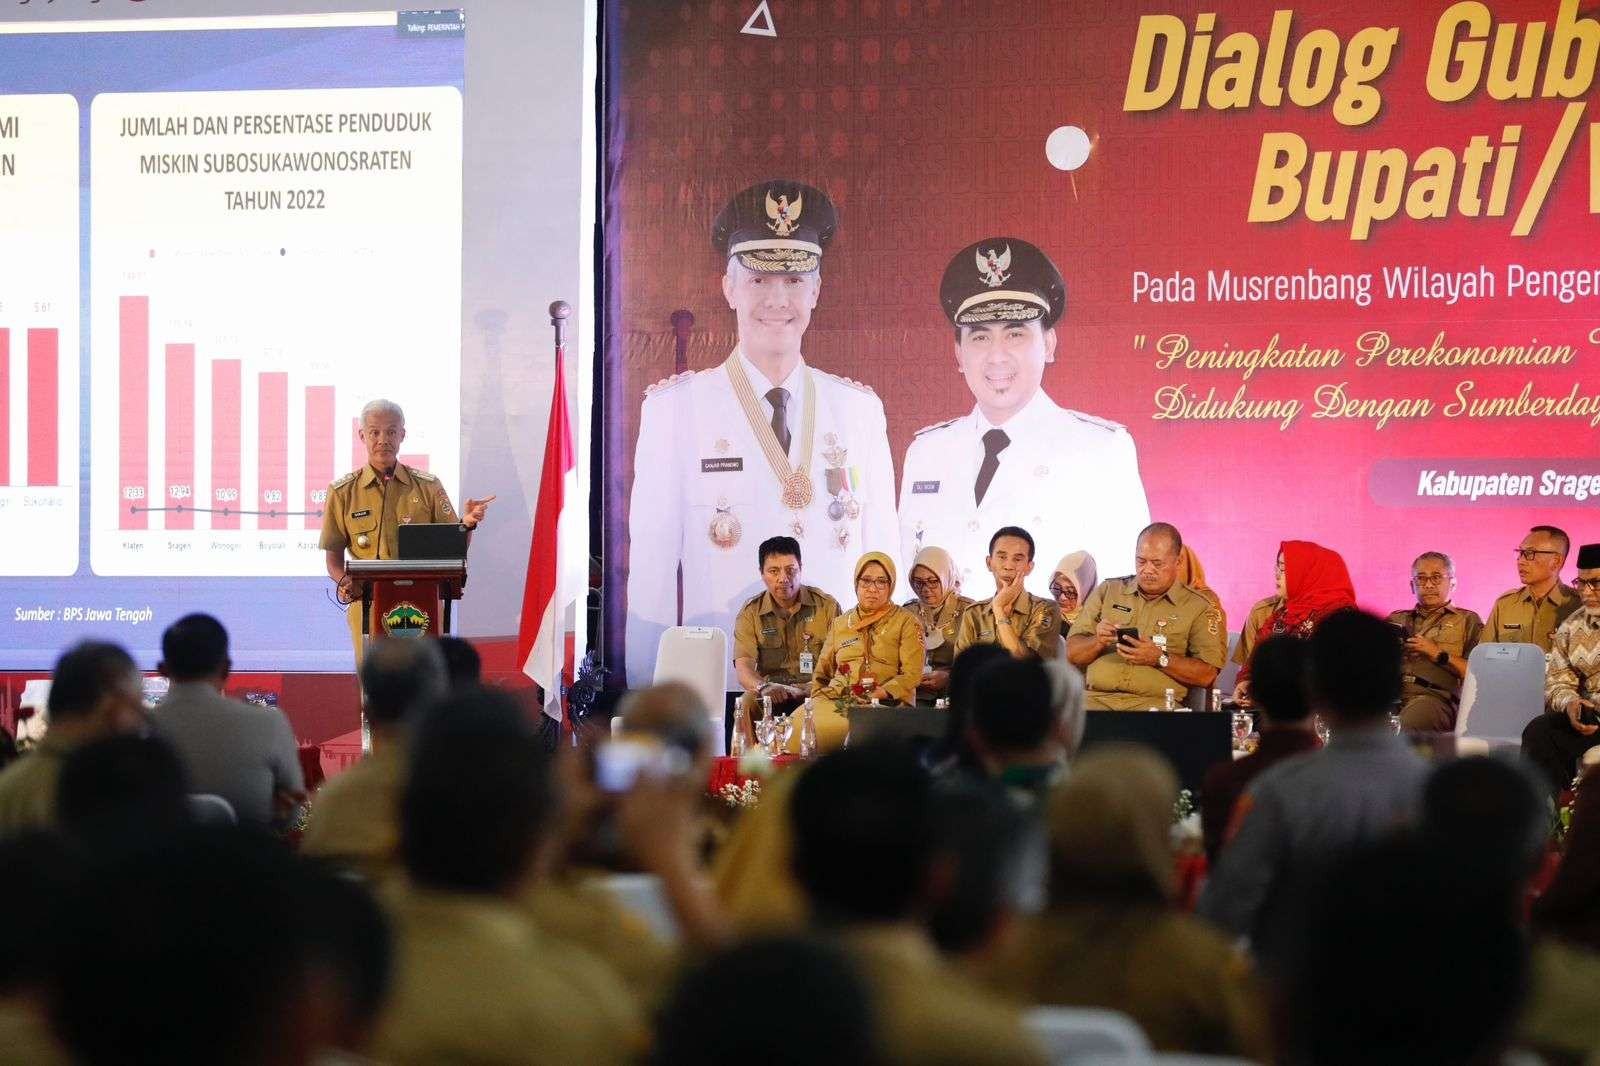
1215,632,1242,700
653,625,731,756
1073,1056,1260,1066
1024,1006,1150,1064
1455,642,1549,745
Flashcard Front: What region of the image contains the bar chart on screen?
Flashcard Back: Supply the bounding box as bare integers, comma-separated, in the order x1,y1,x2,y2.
0,94,80,577
88,87,462,577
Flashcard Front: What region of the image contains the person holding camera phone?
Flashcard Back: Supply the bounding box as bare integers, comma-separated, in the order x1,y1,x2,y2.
1522,543,1600,795
1066,523,1225,711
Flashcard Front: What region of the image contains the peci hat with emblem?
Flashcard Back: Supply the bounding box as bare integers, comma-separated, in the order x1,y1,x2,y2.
940,237,1066,329
712,180,838,274
1578,543,1600,569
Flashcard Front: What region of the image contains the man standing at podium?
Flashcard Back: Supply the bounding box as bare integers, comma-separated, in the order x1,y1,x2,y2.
320,399,494,659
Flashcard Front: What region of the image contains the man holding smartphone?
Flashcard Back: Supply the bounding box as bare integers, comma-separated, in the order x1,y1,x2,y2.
1067,523,1225,710
1522,543,1600,794
1386,552,1482,733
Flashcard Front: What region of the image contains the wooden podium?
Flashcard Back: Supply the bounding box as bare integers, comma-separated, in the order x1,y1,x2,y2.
346,558,467,651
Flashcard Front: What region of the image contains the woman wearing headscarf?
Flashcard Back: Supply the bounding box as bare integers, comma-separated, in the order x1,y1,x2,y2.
1048,551,1097,627
904,546,975,704
1233,539,1356,705
987,746,1270,1059
1174,544,1227,643
796,552,924,753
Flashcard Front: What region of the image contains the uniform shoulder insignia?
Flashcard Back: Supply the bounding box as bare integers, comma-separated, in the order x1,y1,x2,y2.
1062,408,1130,433
812,367,877,396
913,416,962,437
409,467,438,482
643,370,694,397
1493,587,1522,603
330,471,358,490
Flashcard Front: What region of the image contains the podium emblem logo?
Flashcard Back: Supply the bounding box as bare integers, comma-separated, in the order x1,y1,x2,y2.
381,601,431,638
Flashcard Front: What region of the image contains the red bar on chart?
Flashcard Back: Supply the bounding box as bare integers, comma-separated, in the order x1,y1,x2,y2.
398,453,430,472
0,329,9,486
257,372,288,531
26,329,59,487
163,344,195,528
119,297,150,529
210,360,242,531
304,386,334,530
350,417,363,475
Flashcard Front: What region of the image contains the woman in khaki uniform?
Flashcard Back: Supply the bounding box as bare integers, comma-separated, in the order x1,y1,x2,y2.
904,546,975,704
794,552,923,753
988,746,1270,1059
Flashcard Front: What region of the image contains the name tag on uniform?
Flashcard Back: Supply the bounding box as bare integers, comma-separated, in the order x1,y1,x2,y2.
799,651,815,675
839,637,861,650
350,509,372,519
761,626,777,637
701,458,744,472
912,481,940,494
1503,623,1522,630
1111,603,1132,613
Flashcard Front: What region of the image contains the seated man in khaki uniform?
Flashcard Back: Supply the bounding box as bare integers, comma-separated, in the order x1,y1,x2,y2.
954,526,1062,659
1067,523,1225,710
1388,551,1482,733
1483,524,1579,653
732,535,840,731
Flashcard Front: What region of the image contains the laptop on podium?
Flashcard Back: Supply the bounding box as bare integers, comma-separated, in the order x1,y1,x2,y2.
396,522,469,560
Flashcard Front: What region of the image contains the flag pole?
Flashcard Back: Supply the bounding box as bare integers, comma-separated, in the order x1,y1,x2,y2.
549,300,570,734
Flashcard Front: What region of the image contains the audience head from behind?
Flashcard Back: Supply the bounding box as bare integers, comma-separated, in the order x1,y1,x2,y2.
1249,635,1313,726
51,827,335,1066
57,734,191,848
1532,767,1600,953
401,688,554,897
0,831,83,996
296,859,393,1058
936,642,1011,772
652,936,878,1066
1308,608,1401,726
1045,745,1178,907
927,779,1036,958
158,612,231,685
617,680,713,771
1422,755,1548,908
792,742,937,927
45,640,145,742
965,656,1084,794
434,635,483,688
360,637,449,736
1279,836,1528,1066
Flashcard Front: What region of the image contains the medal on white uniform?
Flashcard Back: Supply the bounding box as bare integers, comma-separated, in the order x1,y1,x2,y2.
726,353,816,533
709,496,742,549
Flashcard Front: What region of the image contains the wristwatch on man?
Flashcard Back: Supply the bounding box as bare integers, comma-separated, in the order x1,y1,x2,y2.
1158,652,1169,669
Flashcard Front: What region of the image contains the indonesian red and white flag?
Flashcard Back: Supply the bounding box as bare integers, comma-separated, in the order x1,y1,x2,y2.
517,346,581,720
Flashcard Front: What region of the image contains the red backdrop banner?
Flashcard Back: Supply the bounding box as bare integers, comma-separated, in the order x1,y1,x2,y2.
605,0,1600,684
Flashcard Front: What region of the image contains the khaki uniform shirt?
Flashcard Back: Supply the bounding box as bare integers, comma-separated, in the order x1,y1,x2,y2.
300,742,405,879
374,887,643,1066
318,462,458,561
955,590,1063,659
731,585,841,685
521,872,678,1008
1387,603,1483,704
903,593,975,672
0,737,72,840
839,925,1046,1066
1483,582,1580,653
1231,595,1283,668
812,605,925,704
1070,578,1227,710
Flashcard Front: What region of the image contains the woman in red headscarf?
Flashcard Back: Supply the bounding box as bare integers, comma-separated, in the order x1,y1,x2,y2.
1234,540,1357,702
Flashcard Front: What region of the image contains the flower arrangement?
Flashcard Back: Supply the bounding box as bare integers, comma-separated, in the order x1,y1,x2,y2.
1170,788,1202,854
829,661,878,709
1172,788,1196,823
717,779,761,808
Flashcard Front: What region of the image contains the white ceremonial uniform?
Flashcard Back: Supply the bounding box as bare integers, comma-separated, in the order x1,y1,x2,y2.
626,349,900,687
898,389,1149,598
